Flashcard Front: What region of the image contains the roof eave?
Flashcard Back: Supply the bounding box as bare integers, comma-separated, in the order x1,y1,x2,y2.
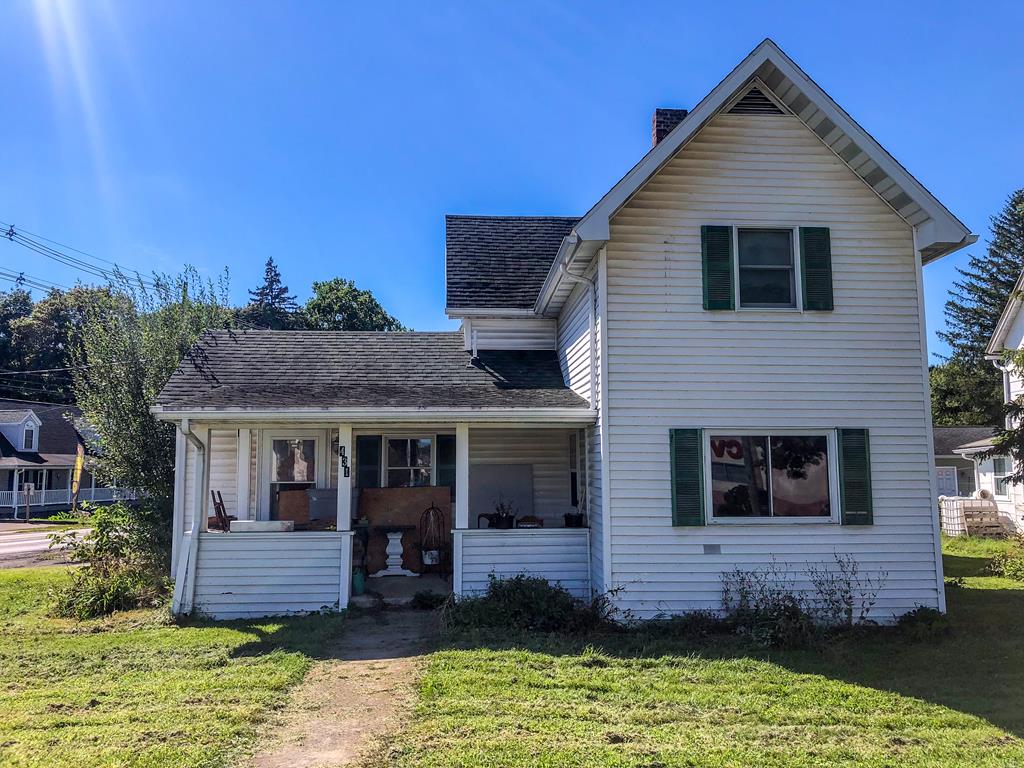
536,38,976,312
986,269,1024,356
151,405,597,424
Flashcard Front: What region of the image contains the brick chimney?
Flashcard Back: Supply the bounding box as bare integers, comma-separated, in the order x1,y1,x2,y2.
652,108,689,146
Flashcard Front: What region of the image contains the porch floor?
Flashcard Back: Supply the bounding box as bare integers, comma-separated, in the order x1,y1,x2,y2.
354,573,451,608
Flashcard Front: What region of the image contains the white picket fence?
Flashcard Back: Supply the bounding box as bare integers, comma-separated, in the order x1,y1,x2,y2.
0,487,135,508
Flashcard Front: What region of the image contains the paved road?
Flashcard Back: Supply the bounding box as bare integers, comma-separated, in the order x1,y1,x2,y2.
0,528,87,568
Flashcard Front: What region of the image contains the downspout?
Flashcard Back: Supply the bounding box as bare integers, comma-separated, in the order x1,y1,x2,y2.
993,359,1013,429
171,419,206,615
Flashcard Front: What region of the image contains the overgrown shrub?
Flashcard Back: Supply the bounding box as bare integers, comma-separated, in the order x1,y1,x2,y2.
721,555,888,648
442,575,619,634
48,501,171,619
897,605,950,642
806,553,887,627
989,537,1024,581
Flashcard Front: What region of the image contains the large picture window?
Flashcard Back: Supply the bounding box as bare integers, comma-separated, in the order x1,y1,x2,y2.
386,437,433,487
737,228,797,309
708,432,832,519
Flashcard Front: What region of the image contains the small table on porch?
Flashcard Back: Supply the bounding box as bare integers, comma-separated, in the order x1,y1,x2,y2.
369,524,417,577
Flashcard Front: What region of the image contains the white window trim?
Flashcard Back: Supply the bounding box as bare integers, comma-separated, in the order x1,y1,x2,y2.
23,427,36,451
258,429,329,520
703,427,839,525
381,434,437,488
734,225,803,312
992,456,1011,500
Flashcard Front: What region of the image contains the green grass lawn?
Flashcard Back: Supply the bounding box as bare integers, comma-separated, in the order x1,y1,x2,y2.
0,567,345,768
384,537,1024,768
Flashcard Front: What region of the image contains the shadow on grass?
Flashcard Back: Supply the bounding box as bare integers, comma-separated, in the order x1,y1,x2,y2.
943,553,995,578
437,584,1024,739
212,608,438,662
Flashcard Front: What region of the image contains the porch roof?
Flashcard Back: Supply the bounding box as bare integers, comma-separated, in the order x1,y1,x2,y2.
154,330,592,416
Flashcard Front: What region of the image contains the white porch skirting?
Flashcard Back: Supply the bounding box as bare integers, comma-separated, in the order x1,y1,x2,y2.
454,528,591,599
183,532,353,620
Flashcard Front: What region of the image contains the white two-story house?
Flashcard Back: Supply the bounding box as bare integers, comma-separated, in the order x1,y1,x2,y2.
157,40,974,620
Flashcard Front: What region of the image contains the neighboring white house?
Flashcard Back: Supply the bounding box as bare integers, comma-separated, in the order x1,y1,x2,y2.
953,270,1024,530
156,39,975,620
0,397,128,517
933,426,992,499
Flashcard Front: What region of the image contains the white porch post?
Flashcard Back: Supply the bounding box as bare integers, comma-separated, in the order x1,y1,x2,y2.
455,423,469,528
236,428,251,520
453,423,469,596
337,423,353,610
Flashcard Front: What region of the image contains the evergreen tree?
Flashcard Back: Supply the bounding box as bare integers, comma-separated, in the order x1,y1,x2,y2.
239,257,300,329
934,189,1024,424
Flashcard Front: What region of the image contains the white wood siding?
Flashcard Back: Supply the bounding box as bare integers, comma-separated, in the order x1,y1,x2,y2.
557,280,605,593
603,112,941,619
464,317,557,350
183,429,242,529
557,283,592,400
208,429,238,518
192,532,347,619
469,428,574,526
457,529,590,598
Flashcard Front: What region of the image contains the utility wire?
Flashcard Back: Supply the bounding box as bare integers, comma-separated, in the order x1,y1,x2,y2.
2,222,158,289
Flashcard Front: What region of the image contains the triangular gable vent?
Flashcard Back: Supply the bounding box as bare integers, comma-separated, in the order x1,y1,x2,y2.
728,87,784,115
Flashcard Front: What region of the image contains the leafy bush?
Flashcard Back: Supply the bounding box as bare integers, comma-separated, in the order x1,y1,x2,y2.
897,605,950,642
48,502,171,619
641,610,730,640
989,539,1024,581
442,575,618,634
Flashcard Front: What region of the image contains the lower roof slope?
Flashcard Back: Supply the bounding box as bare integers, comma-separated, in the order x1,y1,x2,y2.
155,330,590,412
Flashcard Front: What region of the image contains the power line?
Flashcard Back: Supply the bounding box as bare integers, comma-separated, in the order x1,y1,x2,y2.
2,222,158,289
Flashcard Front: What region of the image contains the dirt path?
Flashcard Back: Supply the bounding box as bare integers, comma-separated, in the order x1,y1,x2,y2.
245,609,437,768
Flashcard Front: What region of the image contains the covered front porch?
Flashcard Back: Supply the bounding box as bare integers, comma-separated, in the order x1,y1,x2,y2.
0,466,131,518
171,418,595,618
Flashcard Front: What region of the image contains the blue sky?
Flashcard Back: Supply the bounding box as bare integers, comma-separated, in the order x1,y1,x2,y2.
2,1,1021,360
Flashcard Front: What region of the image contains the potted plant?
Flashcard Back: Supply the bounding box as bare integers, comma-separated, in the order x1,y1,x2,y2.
477,497,517,529
563,510,586,528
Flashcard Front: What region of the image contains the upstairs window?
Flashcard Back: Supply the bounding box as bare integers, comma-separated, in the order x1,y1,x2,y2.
23,427,35,451
737,229,796,308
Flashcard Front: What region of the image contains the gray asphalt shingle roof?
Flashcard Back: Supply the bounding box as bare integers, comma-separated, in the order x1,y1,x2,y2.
933,425,996,456
0,398,83,467
445,215,579,310
156,330,590,411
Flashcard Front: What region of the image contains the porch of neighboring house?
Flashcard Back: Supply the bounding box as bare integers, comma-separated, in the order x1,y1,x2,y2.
171,421,593,618
0,466,131,518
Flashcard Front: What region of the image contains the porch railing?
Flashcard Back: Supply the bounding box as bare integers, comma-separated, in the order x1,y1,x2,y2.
0,487,136,508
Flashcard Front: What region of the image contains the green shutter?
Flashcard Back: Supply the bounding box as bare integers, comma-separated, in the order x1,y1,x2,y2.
838,428,873,525
701,225,734,310
800,227,833,311
670,428,705,526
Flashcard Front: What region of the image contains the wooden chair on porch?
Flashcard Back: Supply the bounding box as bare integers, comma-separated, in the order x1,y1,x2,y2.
208,490,236,532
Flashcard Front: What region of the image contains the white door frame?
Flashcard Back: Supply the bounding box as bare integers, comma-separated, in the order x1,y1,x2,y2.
935,465,959,497
258,429,329,520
